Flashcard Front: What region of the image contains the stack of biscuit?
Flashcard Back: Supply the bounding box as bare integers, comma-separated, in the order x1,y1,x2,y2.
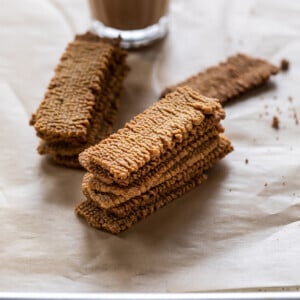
76,86,233,234
30,32,128,168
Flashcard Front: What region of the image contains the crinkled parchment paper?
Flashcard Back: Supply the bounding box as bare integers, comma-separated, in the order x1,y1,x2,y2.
0,0,300,292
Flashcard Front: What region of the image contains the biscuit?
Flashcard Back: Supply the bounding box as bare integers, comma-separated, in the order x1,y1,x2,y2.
76,175,207,234
51,154,82,169
84,114,223,185
161,54,279,103
30,32,128,167
107,135,233,217
83,127,222,208
79,86,224,184
76,136,233,233
37,62,125,156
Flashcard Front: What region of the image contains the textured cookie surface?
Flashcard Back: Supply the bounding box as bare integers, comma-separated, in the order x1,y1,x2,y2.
76,136,233,234
30,32,128,168
37,61,125,156
31,40,115,142
76,87,233,234
79,86,224,183
83,127,222,208
161,54,279,103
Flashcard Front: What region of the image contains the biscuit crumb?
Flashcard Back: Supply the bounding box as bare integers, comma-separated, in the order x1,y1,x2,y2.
272,116,280,129
264,183,268,187
280,59,290,71
292,109,299,125
245,158,248,164
288,96,293,102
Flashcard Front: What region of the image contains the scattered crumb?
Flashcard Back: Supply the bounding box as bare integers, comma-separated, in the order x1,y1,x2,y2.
264,183,268,187
265,111,269,116
282,182,286,186
259,113,263,118
273,95,277,100
264,104,268,109
288,96,293,102
280,59,290,71
276,136,279,141
272,116,280,129
293,109,299,125
245,158,249,164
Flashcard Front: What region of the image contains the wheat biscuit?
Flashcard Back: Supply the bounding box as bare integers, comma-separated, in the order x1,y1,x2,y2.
32,41,114,143
77,175,207,234
83,119,222,192
76,135,233,233
161,54,279,103
84,114,223,185
106,135,233,217
30,32,127,144
37,63,125,156
85,135,232,210
83,127,222,208
79,87,224,184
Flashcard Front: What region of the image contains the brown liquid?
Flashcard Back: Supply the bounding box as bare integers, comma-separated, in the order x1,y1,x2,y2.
89,0,169,30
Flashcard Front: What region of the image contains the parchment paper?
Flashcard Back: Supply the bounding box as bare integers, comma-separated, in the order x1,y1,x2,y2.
0,0,300,292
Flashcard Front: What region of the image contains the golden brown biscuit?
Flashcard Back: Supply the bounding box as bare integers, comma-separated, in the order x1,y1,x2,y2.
161,54,279,103
76,136,233,234
79,86,224,185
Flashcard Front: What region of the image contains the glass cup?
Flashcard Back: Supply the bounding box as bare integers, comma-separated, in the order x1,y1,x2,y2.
89,0,169,48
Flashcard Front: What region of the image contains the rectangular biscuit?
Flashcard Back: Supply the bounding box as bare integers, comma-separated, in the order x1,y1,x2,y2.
104,135,233,217
85,134,232,210
161,54,279,103
37,60,125,157
77,175,207,234
84,114,223,185
83,126,223,208
79,86,225,184
38,97,118,156
30,33,127,144
76,136,233,233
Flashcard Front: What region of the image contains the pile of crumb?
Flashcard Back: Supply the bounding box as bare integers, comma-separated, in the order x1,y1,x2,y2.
272,116,280,129
280,59,289,72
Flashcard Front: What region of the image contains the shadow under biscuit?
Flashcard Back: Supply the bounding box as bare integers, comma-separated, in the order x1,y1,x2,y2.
38,156,84,207
77,161,230,278
225,81,277,108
